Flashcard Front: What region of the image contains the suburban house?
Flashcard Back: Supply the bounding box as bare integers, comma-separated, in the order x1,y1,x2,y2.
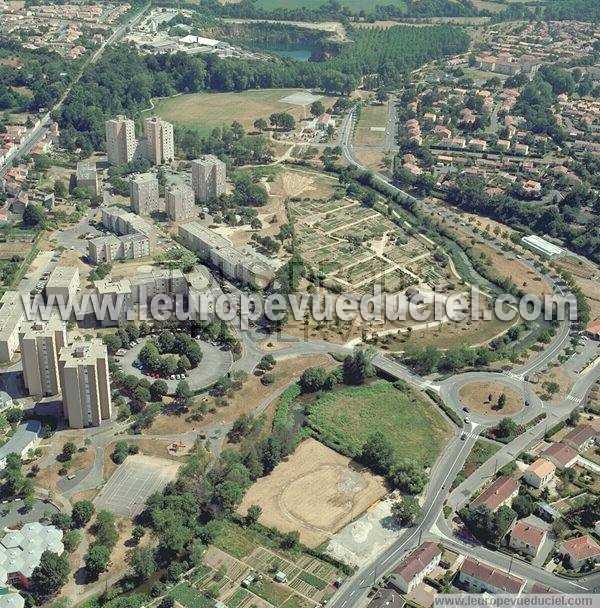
542,443,578,469
508,520,547,558
584,320,600,340
523,459,556,489
387,542,442,593
368,588,405,608
561,425,597,452
471,475,519,511
560,535,600,570
458,557,525,594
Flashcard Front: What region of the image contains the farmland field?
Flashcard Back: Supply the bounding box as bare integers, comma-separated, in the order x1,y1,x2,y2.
147,89,334,137
306,380,453,467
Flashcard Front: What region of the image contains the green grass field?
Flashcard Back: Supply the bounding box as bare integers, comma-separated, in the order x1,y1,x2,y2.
354,104,387,147
306,380,453,467
147,89,327,138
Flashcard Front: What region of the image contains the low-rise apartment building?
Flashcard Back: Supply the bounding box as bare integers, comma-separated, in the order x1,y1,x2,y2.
178,221,274,288
101,207,159,248
471,475,519,511
45,266,80,303
387,542,441,593
459,557,525,594
88,233,150,264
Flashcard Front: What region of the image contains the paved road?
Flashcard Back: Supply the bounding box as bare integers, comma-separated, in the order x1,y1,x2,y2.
326,106,600,607
0,4,149,180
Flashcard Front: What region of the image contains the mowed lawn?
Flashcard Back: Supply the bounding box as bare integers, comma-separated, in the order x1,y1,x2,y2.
355,104,388,147
148,88,328,137
306,380,453,467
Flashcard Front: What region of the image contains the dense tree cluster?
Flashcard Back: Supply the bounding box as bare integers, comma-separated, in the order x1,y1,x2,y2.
56,23,468,150
460,503,517,547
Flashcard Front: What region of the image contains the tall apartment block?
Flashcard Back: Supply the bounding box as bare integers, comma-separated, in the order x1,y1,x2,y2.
19,316,67,397
143,116,174,165
105,115,137,165
130,173,159,216
59,340,112,429
165,184,195,221
0,291,24,363
191,155,226,203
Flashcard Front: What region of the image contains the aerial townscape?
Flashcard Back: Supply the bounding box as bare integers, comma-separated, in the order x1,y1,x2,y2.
0,0,599,607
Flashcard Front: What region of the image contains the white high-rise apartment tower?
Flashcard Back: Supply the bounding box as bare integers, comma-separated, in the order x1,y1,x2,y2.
105,115,137,165
19,316,67,397
59,340,112,429
191,155,226,203
143,116,174,165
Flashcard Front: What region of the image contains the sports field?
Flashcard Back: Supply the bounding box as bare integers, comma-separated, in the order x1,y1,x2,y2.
148,88,331,137
306,380,453,467
354,104,388,147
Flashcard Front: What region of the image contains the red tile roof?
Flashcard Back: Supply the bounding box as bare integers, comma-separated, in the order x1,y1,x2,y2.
471,475,518,511
510,520,546,550
392,542,441,583
561,535,600,561
460,557,524,593
562,425,597,448
542,443,578,467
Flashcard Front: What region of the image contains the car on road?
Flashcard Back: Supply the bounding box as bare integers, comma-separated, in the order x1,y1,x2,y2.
464,416,471,424
463,407,469,413
461,433,466,440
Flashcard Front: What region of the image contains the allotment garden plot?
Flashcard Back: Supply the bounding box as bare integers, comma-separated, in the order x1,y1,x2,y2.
290,196,453,294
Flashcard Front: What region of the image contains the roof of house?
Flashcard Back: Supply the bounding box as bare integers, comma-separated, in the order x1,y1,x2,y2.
586,320,600,334
561,535,600,561
510,520,546,549
526,458,556,479
562,425,597,447
367,588,405,608
471,475,518,511
542,443,578,467
391,542,441,583
460,557,524,593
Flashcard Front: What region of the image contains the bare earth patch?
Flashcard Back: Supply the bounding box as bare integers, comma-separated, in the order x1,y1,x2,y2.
238,438,386,547
459,381,523,416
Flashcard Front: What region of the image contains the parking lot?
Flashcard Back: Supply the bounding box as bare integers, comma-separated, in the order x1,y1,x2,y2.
117,338,232,392
93,454,180,518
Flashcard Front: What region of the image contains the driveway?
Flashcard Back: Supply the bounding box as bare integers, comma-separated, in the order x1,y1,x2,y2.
118,339,232,392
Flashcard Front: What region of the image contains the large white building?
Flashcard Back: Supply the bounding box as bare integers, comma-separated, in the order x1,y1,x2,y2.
0,523,64,590
191,155,226,202
88,233,150,264
105,115,137,165
0,292,24,364
105,115,174,166
45,266,80,304
165,184,195,221
130,173,159,216
19,316,67,397
143,116,174,165
178,221,274,287
59,339,112,429
102,206,159,248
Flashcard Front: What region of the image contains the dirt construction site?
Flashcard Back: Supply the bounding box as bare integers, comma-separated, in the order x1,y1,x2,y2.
238,438,387,547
